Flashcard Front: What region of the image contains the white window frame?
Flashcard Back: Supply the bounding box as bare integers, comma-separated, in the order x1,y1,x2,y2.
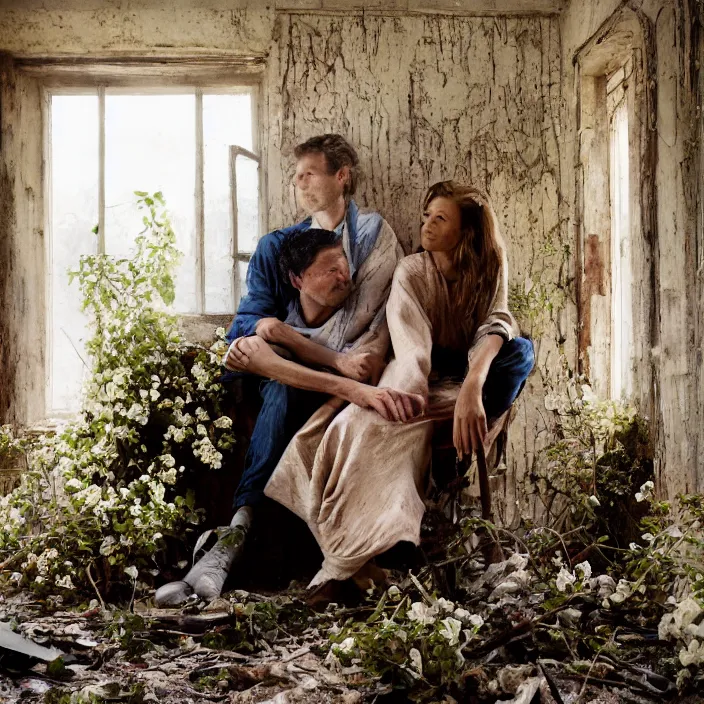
34,59,266,418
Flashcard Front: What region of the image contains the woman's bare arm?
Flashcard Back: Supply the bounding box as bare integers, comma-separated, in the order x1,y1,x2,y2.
453,333,504,458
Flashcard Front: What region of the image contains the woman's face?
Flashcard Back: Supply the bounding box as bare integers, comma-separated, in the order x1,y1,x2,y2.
421,196,462,253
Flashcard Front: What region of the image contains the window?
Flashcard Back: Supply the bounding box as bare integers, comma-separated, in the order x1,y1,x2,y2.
607,66,633,400
47,87,260,414
574,8,654,412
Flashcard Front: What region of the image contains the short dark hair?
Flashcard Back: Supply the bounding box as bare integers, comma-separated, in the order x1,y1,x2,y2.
279,228,343,281
293,134,360,197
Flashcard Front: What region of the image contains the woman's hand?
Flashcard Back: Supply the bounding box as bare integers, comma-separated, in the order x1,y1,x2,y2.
349,384,426,422
453,379,487,460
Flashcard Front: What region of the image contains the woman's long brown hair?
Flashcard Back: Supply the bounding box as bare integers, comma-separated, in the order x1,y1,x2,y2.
422,181,504,337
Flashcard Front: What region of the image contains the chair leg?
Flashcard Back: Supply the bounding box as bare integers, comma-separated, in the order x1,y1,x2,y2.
476,444,502,565
475,408,512,565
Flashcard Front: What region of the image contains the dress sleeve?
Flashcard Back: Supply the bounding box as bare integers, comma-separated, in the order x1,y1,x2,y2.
470,248,519,349
382,259,434,399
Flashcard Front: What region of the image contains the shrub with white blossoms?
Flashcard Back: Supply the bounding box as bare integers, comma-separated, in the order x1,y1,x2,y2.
0,193,238,598
328,585,484,694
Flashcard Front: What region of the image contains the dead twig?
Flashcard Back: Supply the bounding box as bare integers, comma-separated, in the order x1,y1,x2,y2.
86,562,106,611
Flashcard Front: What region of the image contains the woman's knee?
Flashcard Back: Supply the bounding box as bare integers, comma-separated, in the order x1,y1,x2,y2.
495,336,534,375
512,337,535,377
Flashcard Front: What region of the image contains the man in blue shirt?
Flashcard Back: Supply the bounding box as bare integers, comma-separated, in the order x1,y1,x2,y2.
155,134,414,607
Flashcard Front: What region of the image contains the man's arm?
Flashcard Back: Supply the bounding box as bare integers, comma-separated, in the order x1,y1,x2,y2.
225,336,424,422
226,233,285,342
254,318,377,382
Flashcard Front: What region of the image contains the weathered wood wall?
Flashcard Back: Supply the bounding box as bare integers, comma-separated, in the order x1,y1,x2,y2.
0,0,702,513
265,12,567,522
561,0,703,498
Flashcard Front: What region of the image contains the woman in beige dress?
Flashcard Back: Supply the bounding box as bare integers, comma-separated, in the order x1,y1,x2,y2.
265,181,534,588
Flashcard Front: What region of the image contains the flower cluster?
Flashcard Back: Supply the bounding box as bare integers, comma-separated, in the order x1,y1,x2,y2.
328,585,485,691
0,193,238,598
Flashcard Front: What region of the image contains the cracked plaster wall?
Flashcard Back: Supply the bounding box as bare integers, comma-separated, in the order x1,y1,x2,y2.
560,0,703,498
0,2,576,521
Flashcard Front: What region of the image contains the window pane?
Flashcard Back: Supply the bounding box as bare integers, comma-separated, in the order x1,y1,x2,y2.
235,155,260,256
610,100,632,400
238,260,249,302
50,94,99,414
104,94,196,312
203,93,253,313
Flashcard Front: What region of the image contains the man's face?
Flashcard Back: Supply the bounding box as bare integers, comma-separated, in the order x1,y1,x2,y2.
293,244,352,310
294,152,348,214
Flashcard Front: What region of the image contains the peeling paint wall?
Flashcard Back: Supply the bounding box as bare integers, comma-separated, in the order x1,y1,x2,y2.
0,57,45,425
266,12,567,521
560,0,703,498
0,3,568,519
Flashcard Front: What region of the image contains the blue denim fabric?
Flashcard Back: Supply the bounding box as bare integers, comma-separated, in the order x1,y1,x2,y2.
233,336,534,510
481,336,535,421
233,380,327,510
430,335,534,421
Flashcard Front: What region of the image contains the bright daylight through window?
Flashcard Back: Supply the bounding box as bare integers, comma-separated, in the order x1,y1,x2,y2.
48,89,259,414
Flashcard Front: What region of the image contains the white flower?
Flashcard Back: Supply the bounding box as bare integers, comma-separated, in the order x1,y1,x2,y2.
335,637,355,654
453,608,471,622
387,585,401,600
65,477,83,492
659,597,703,640
635,481,655,502
34,576,45,585
99,536,117,556
55,574,75,590
159,467,177,485
196,407,209,422
213,416,232,429
609,579,633,605
408,601,438,625
124,566,138,580
10,572,21,583
152,532,163,542
588,495,601,507
680,639,704,667
150,388,160,402
556,566,576,592
438,617,462,646
76,484,102,508
160,454,175,468
409,647,423,675
575,561,592,579
468,614,484,628
436,597,455,613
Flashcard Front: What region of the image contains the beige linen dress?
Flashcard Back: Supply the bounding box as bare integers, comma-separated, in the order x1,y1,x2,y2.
264,251,518,587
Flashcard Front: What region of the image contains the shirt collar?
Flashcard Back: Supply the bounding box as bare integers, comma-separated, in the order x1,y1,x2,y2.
310,210,356,278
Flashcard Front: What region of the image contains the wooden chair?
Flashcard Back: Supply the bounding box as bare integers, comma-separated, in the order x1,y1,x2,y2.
431,407,513,564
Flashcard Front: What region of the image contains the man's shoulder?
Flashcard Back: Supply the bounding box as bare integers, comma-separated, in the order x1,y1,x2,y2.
353,205,390,237
255,219,313,255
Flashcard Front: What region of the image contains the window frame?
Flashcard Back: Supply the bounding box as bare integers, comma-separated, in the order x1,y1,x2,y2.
573,7,657,416
33,58,266,418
